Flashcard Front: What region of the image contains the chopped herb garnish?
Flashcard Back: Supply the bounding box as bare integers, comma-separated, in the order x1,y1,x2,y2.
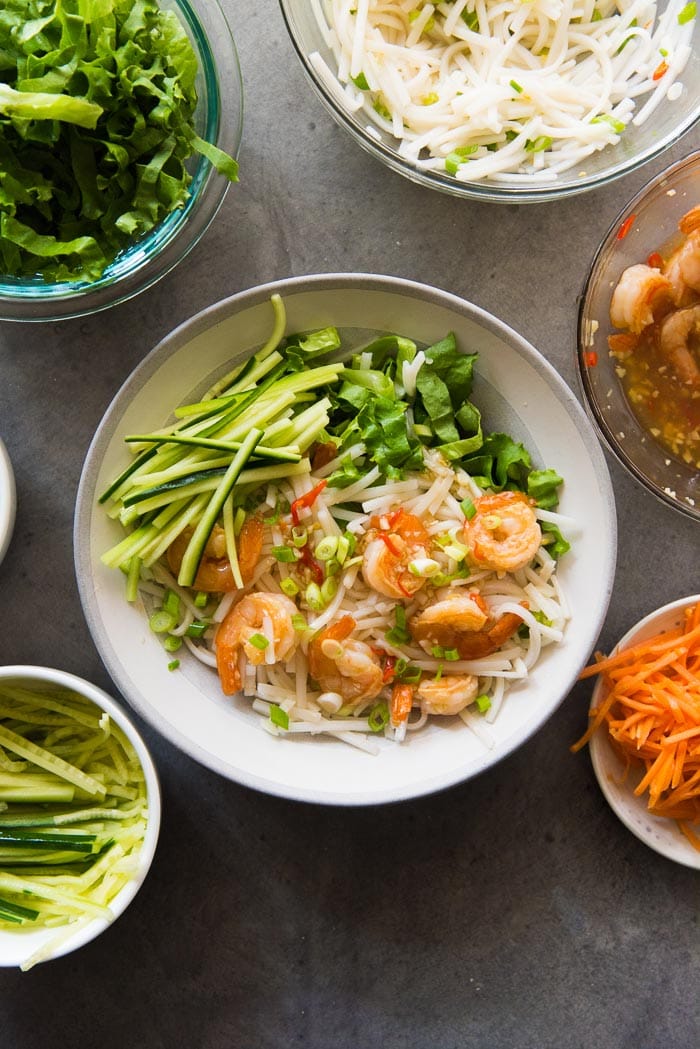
475,694,491,713
270,705,289,730
678,1,696,24
525,136,553,153
351,72,370,90
272,546,298,563
368,701,390,732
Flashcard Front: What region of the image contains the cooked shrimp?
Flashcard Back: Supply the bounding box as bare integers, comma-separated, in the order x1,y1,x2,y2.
215,591,299,695
658,306,700,385
361,508,432,599
464,491,541,573
416,675,479,716
609,263,673,333
664,229,700,305
307,615,384,705
410,591,524,659
167,515,264,592
390,682,415,728
410,591,489,648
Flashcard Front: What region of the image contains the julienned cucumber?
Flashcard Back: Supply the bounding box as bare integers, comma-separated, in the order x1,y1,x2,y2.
177,428,262,587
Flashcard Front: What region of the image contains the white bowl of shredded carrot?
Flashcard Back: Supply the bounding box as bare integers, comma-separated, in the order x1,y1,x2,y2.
575,596,700,868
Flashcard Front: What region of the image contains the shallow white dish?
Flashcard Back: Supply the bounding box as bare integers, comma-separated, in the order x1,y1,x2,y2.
75,274,617,805
0,439,16,566
0,666,161,969
589,595,700,869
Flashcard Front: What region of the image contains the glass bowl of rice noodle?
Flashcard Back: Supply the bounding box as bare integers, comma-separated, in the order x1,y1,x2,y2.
578,149,700,520
279,0,700,202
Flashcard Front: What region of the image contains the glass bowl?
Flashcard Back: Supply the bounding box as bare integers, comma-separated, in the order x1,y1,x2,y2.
278,0,700,204
0,0,242,323
577,150,700,520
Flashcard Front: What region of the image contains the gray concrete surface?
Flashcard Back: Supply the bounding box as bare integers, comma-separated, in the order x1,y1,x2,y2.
0,2,698,1047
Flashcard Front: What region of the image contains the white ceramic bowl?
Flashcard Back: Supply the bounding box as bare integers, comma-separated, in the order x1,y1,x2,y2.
0,439,16,566
589,595,700,869
75,274,617,805
0,666,161,969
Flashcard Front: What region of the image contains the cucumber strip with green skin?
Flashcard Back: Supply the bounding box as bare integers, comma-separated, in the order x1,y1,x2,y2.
120,459,312,525
0,725,105,799
202,294,286,400
0,802,142,827
0,872,114,920
129,454,232,488
178,428,263,587
180,350,285,415
0,829,97,846
122,467,228,507
123,433,302,462
140,493,210,568
102,499,187,566
0,896,39,921
99,396,245,504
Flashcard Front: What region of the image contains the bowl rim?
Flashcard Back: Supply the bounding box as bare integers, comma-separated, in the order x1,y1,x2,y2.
0,665,161,968
74,272,618,805
277,0,700,203
588,595,700,869
0,0,243,323
0,438,16,567
576,148,700,522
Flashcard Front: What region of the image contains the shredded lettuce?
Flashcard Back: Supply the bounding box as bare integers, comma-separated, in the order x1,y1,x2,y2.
0,0,238,282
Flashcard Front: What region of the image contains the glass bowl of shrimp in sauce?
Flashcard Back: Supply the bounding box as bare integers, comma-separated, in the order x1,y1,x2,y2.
578,150,700,521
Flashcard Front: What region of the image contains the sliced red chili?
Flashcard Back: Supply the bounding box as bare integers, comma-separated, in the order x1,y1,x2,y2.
382,655,397,684
290,479,328,526
378,532,402,557
298,543,324,585
616,213,636,240
652,60,668,81
584,350,598,367
647,251,663,269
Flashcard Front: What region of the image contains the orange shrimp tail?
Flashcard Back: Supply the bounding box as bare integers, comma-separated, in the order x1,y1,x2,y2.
215,607,243,696
679,205,700,236
456,611,524,660
390,683,415,727
237,513,264,584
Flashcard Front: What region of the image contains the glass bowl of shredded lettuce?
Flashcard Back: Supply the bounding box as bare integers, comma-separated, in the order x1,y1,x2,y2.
0,0,242,322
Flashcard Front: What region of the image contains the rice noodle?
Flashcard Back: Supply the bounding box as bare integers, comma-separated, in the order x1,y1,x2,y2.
140,445,571,755
313,0,695,181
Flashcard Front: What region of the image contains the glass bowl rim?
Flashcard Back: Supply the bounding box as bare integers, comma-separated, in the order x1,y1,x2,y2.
0,0,243,322
278,0,700,204
576,148,700,523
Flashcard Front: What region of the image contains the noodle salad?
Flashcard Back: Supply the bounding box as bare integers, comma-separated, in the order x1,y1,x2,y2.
308,0,696,182
101,295,572,754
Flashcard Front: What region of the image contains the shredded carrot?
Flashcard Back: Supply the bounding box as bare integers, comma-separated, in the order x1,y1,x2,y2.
572,603,700,848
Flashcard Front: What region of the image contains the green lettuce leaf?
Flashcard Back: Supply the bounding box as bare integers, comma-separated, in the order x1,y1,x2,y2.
0,0,238,283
